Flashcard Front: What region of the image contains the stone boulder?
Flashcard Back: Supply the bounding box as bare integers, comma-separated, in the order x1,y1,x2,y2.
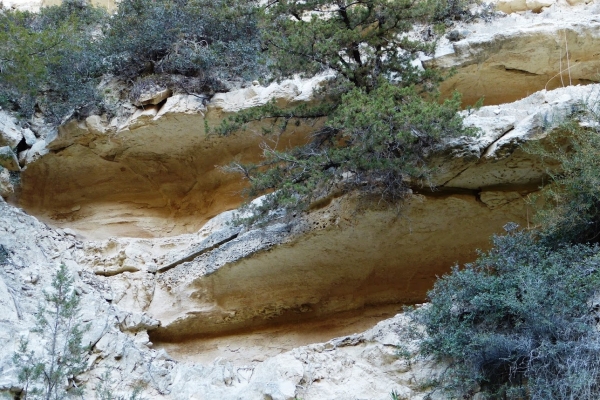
0,111,22,149
0,147,19,171
0,168,13,199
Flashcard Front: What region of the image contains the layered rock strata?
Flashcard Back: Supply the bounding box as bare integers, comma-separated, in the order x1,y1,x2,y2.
432,3,600,105
0,2,599,399
0,193,443,400
14,77,325,239
3,2,599,240
0,69,596,400
113,84,593,344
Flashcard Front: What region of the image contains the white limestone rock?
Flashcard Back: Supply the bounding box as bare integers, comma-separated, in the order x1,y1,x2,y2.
0,111,22,149
0,168,13,199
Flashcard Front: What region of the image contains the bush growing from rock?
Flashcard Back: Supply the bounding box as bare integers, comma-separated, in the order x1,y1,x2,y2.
415,226,600,399
103,0,262,87
526,102,600,246
13,264,89,399
0,0,107,123
217,0,478,223
0,0,262,125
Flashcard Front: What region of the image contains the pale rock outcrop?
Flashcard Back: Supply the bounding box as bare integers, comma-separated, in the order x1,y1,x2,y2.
163,312,441,400
122,84,595,343
21,128,36,147
430,84,600,189
0,198,447,400
430,3,600,105
23,139,49,164
0,2,598,398
133,88,173,107
0,168,13,198
492,0,595,13
0,201,174,398
494,0,555,13
0,111,22,149
23,84,591,358
0,147,19,171
11,2,600,238
2,0,117,12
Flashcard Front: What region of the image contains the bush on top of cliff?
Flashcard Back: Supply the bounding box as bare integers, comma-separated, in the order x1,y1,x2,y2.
0,0,107,124
103,0,262,88
216,0,478,224
0,0,262,125
416,225,600,399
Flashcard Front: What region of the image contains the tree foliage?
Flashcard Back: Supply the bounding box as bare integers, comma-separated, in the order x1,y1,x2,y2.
219,0,476,221
0,0,107,123
260,0,442,91
0,0,262,125
13,264,89,400
103,0,262,86
416,226,600,399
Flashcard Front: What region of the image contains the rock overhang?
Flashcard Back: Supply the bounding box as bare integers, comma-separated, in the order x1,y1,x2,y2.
136,83,600,342
6,4,600,240
14,77,326,239
430,4,600,105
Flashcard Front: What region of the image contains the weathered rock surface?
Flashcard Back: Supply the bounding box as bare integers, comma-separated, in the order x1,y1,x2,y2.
1,2,599,399
431,3,600,105
492,0,595,13
0,168,13,198
133,84,595,343
9,2,600,240
6,82,588,397
3,0,117,12
166,313,442,400
0,111,23,149
0,191,445,400
0,147,19,172
16,76,325,239
0,201,173,398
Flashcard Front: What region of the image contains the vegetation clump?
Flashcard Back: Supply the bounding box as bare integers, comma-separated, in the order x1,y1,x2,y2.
103,0,262,87
218,0,478,222
416,227,600,399
414,102,600,399
13,264,89,399
0,0,262,125
0,0,107,123
527,102,600,246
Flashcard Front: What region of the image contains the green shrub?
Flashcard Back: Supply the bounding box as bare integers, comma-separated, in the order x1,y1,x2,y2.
526,101,600,246
217,0,478,223
0,0,107,123
228,83,473,223
103,0,262,87
13,264,89,399
0,0,262,125
415,226,600,399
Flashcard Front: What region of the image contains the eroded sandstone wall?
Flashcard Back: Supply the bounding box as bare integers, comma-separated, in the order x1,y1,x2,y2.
15,77,325,239
5,1,599,241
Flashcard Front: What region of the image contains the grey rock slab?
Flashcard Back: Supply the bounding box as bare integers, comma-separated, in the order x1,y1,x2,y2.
21,128,36,147
0,111,22,148
0,147,19,171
